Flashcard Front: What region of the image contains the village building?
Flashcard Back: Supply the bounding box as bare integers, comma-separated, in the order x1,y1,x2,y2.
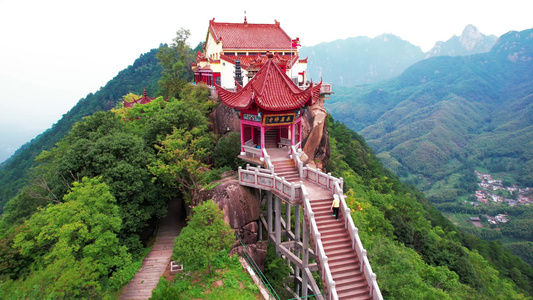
193,18,316,91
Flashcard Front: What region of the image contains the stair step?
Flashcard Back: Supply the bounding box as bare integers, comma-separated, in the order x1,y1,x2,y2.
276,171,298,175
330,262,361,275
324,246,355,258
316,223,345,232
322,237,351,248
328,252,359,264
316,222,344,232
323,242,352,253
336,286,370,300
334,274,366,287
329,257,359,269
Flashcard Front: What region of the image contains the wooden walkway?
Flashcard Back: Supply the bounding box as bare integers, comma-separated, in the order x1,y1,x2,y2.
119,198,185,300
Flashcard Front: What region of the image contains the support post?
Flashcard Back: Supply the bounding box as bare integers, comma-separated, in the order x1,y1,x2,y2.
275,195,281,253
298,118,302,149
240,120,245,155
267,191,272,235
302,211,309,298
260,126,265,155
294,204,301,294
285,202,291,240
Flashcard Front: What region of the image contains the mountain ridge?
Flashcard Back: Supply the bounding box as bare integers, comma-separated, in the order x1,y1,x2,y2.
302,24,498,87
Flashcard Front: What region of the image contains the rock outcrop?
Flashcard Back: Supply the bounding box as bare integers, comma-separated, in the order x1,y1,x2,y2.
209,102,241,135
198,177,267,270
301,95,330,169
229,240,268,272
198,178,260,229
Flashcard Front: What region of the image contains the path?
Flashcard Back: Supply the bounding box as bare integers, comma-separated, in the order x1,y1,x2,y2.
119,198,185,300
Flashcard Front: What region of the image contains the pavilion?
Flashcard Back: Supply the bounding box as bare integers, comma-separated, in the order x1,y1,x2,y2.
216,53,321,162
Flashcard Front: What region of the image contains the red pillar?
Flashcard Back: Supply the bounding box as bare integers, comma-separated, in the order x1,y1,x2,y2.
298,119,302,149
240,121,245,155
260,125,265,159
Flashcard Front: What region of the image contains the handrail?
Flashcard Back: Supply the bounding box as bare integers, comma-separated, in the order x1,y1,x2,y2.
238,165,302,203
301,185,338,300
303,167,343,193
332,182,383,300
291,145,304,179
262,148,274,171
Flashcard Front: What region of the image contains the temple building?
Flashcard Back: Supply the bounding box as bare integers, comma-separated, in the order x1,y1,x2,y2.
193,18,308,90
216,52,321,161
123,88,155,108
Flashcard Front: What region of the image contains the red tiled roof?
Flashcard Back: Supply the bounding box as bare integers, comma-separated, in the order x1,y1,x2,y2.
123,88,155,108
216,56,321,111
209,18,292,50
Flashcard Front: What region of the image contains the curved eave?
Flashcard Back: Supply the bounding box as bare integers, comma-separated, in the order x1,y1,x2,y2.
215,84,253,110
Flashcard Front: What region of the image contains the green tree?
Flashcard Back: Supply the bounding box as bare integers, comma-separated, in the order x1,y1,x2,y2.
150,125,215,205
212,132,245,169
172,200,234,273
32,111,166,237
157,28,194,99
6,177,131,298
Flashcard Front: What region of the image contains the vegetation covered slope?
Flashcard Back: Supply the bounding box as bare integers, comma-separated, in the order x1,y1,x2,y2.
0,85,223,298
327,28,533,198
0,48,162,212
326,117,533,298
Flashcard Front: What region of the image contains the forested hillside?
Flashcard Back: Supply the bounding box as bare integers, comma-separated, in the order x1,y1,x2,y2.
327,28,533,194
327,28,533,269
0,48,162,212
326,117,533,298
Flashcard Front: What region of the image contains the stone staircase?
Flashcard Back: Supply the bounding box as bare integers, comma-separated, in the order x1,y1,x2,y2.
272,159,300,183
310,198,371,300
264,129,278,148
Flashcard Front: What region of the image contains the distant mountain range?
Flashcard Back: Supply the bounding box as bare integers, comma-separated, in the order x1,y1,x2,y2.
301,25,497,86
425,24,498,58
327,28,533,197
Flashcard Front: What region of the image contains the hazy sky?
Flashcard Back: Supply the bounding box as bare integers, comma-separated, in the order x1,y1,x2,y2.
0,0,532,162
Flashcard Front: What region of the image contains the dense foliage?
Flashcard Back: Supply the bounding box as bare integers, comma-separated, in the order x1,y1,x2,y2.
0,83,224,297
0,177,131,298
152,249,260,300
171,200,234,273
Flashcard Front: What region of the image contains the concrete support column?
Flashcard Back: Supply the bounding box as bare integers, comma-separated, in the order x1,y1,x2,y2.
275,195,282,253
267,191,272,235
294,204,302,295
258,219,262,241
285,202,291,240
302,213,309,298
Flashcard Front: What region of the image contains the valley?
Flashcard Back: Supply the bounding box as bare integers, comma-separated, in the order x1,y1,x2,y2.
326,27,533,269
